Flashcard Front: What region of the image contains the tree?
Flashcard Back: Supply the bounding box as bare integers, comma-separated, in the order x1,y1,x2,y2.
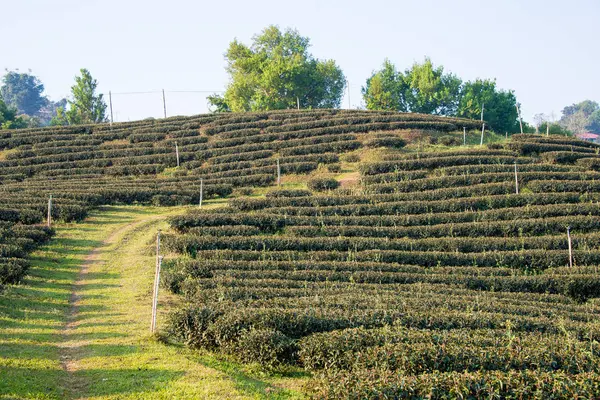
539,121,572,136
0,99,26,129
207,94,231,113
210,26,346,112
403,58,462,115
0,70,47,116
559,100,600,134
589,110,600,133
457,79,519,133
54,69,107,125
363,58,461,116
362,60,403,111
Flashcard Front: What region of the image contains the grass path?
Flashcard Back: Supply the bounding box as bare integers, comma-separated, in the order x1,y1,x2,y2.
0,206,305,400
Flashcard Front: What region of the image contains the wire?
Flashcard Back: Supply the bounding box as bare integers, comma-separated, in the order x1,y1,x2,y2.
106,90,225,95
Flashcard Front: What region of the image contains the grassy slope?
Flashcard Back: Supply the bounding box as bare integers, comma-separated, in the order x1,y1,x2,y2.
0,205,305,400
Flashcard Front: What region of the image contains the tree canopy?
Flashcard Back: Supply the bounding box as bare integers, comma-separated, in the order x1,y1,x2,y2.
363,58,519,132
457,79,519,133
209,26,346,112
52,69,107,125
362,58,461,116
0,99,26,129
1,70,47,116
559,100,600,134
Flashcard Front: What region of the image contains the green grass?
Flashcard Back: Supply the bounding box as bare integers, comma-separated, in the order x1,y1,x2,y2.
0,206,306,399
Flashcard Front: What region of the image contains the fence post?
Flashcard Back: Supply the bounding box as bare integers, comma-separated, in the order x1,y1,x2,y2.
514,162,519,194
199,179,203,209
276,159,281,186
151,230,161,333
47,194,53,228
109,91,114,126
480,123,485,146
516,104,524,134
567,226,573,268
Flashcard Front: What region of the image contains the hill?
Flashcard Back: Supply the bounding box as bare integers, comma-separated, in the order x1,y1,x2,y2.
2,111,600,398
162,133,600,398
0,110,480,285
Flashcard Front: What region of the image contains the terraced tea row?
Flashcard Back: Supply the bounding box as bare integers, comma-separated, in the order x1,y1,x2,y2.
162,134,600,397
0,110,475,286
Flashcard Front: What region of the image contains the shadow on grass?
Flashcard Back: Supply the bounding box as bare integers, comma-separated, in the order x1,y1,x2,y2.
1,365,185,400
0,342,136,361
194,352,308,399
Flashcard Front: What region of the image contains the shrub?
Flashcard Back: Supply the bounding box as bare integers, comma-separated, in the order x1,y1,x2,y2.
438,135,462,146
234,328,297,367
151,195,192,206
307,177,339,191
364,134,406,149
234,187,254,196
342,153,360,163
266,189,312,198
326,163,342,173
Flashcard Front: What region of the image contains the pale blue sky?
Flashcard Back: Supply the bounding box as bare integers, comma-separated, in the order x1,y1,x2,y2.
1,0,598,122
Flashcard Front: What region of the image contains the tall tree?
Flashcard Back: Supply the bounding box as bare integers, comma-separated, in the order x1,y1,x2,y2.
0,99,26,129
362,60,403,111
1,70,47,116
209,26,346,112
457,79,519,133
362,58,461,115
54,69,107,125
559,100,600,134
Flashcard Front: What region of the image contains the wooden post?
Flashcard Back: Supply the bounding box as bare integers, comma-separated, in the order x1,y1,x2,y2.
347,80,351,110
480,123,485,146
567,226,573,268
47,194,52,228
199,179,203,208
162,89,167,119
463,127,466,145
151,255,163,333
175,141,180,167
109,91,114,126
516,104,524,134
151,231,161,333
514,162,519,194
276,159,281,186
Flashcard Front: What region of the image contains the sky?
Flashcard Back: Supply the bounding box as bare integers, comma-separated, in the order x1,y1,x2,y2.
1,0,598,123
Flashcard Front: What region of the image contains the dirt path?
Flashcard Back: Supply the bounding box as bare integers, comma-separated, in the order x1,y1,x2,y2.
58,217,160,396
338,171,360,187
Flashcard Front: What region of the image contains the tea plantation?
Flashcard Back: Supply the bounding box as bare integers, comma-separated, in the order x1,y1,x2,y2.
2,110,600,399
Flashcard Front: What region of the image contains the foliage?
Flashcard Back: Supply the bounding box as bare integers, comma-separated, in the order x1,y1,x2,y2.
538,121,572,136
361,60,401,111
364,133,406,149
211,26,346,112
307,177,339,191
0,99,27,129
0,70,47,116
457,79,519,133
559,100,600,134
363,58,461,115
363,60,522,133
52,69,107,125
